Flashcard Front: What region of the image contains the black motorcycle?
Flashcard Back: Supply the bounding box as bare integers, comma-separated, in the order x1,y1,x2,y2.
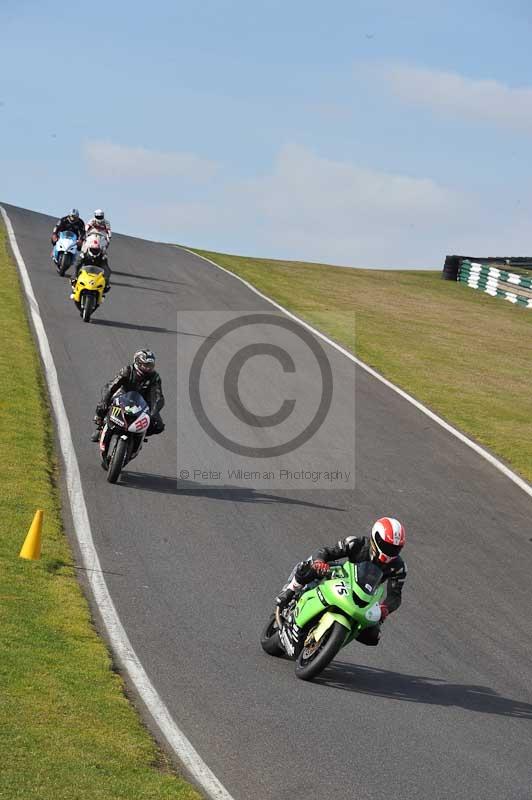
99,391,150,483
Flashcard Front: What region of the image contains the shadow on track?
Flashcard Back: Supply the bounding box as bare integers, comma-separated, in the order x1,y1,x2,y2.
110,280,177,295
120,471,346,511
44,558,124,578
91,319,177,334
112,269,183,286
314,663,532,719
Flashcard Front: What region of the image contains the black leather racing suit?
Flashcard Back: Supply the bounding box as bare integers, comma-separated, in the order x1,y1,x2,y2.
52,216,86,244
75,250,111,284
293,535,407,645
96,365,165,435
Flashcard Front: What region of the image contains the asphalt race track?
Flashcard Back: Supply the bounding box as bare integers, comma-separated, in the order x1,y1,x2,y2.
4,203,532,800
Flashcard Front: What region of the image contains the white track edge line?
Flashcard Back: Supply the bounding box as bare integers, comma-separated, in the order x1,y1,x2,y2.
181,247,532,501
1,207,236,800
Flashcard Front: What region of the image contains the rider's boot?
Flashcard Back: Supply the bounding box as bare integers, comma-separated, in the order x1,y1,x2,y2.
275,586,295,610
355,625,381,646
70,272,80,298
90,416,103,443
276,574,305,611
90,428,101,443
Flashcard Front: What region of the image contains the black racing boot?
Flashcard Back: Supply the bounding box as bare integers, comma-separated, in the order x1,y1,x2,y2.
275,587,295,611
90,427,102,443
355,625,381,646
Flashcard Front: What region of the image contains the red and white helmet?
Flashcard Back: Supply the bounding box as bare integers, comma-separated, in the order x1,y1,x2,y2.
370,517,406,564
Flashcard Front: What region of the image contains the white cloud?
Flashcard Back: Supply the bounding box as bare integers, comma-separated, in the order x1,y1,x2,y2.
382,64,532,133
244,143,460,229
133,144,469,267
83,140,220,182
107,144,532,268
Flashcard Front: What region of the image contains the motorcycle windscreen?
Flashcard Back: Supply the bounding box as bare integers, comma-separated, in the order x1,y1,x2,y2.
60,231,77,239
116,391,149,414
354,561,383,595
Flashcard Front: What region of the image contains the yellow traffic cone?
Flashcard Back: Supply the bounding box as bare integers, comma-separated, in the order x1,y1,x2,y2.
19,510,43,560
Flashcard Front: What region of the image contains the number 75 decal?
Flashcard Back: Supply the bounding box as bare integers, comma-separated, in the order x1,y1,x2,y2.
335,582,349,596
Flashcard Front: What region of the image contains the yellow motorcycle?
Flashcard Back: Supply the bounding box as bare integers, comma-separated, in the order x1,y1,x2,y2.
70,266,107,322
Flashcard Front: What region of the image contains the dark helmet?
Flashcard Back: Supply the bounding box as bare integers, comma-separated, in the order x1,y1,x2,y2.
67,208,80,221
369,517,406,564
133,349,156,378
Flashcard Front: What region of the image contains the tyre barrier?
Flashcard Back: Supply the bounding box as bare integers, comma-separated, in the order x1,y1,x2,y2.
457,260,532,308
442,254,532,309
442,254,461,281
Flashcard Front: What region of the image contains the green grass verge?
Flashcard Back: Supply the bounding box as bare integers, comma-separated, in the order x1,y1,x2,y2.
190,248,532,483
0,225,201,800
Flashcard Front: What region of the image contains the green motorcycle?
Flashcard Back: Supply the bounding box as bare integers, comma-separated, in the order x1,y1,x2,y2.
261,561,385,681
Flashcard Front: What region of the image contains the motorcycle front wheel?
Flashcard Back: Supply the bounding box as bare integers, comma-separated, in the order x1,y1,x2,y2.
82,293,95,322
294,620,346,681
260,613,284,657
59,252,72,276
107,437,128,483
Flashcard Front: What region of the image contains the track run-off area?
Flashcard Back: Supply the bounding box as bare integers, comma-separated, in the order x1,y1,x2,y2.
3,203,532,800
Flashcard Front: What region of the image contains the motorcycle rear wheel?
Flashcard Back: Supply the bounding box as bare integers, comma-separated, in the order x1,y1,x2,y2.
107,437,127,483
59,252,72,276
294,620,346,681
260,613,284,657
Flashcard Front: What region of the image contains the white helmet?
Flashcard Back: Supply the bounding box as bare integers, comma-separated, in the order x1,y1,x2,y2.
94,209,105,221
88,237,102,257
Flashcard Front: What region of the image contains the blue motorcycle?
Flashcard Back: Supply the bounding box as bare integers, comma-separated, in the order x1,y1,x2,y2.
52,230,79,276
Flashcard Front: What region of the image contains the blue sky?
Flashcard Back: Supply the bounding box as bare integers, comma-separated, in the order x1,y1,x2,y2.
2,0,532,267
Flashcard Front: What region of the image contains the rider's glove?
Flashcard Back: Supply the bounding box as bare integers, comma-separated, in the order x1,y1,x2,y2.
312,559,330,577
379,603,389,622
76,240,83,250
51,235,58,244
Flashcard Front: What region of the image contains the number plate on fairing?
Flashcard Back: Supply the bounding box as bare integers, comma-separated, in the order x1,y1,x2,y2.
134,416,149,431
334,582,349,597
